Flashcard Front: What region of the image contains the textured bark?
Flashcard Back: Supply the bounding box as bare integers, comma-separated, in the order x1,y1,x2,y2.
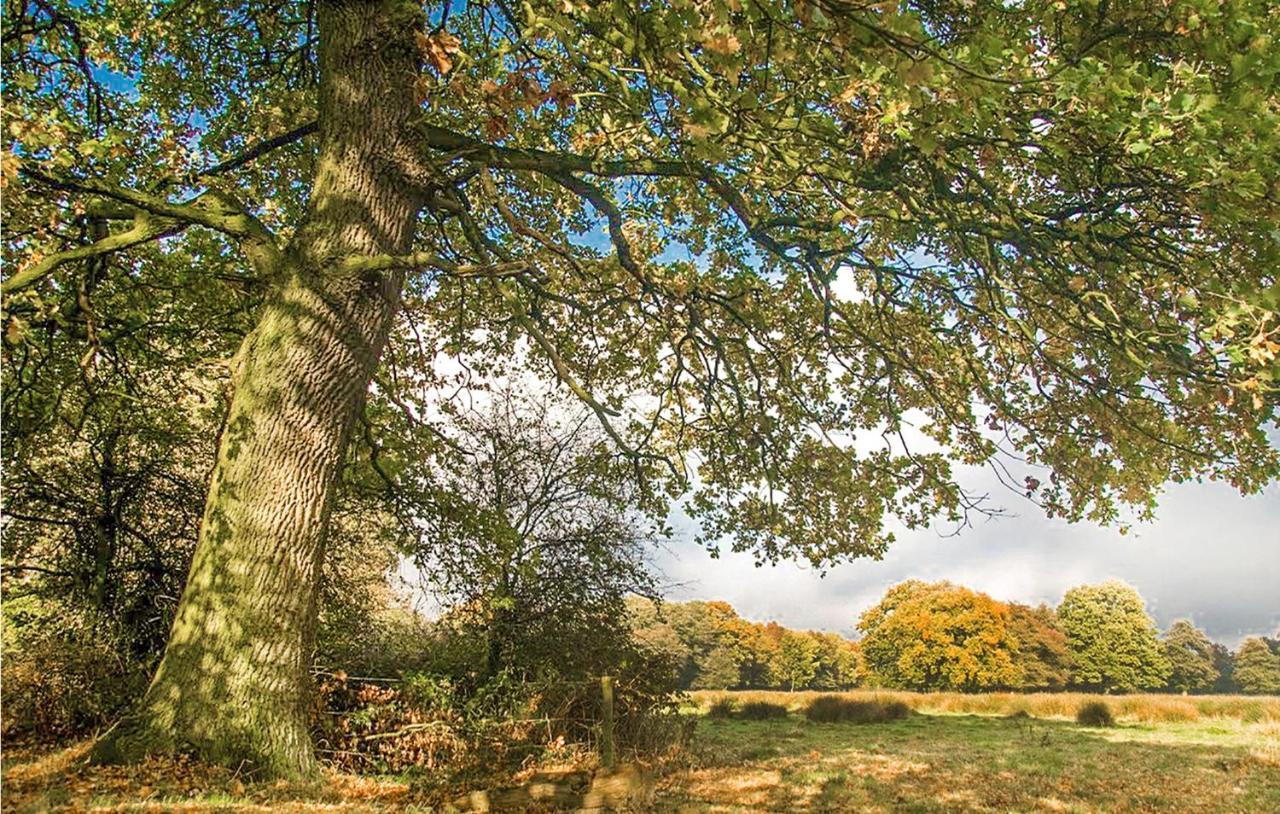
93,0,429,778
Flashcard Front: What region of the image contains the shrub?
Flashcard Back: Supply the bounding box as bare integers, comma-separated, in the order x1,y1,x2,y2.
737,701,789,720
313,663,690,776
805,695,912,724
1,603,150,742
707,698,737,719
1076,701,1115,727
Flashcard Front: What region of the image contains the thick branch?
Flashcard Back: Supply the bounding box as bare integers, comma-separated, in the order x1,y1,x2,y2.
421,123,815,270
548,173,648,288
420,123,701,180
2,212,184,297
22,170,282,273
192,121,319,181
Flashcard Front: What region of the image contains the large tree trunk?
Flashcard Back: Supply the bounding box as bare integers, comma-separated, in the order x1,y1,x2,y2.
94,0,429,779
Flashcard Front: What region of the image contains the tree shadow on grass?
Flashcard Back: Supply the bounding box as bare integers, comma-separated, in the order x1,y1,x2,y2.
657,712,1280,813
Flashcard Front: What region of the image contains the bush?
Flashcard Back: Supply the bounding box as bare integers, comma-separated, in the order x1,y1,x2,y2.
805,695,911,724
737,701,789,720
313,660,690,777
1076,701,1115,727
707,698,737,719
1,601,151,742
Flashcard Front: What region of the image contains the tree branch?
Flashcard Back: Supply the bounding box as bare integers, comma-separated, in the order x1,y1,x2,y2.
340,252,532,278
420,123,820,272
22,170,282,274
420,123,701,180
191,121,319,181
2,211,185,297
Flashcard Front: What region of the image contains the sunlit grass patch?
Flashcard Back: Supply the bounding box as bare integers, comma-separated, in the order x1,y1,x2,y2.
0,741,423,812
661,694,1280,813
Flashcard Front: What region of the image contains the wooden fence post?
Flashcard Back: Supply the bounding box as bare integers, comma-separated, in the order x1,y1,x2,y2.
600,674,616,770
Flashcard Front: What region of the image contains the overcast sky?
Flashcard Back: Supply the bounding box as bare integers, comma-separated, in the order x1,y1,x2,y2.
654,465,1280,648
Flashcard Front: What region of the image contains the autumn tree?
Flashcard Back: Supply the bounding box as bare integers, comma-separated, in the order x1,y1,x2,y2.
626,598,726,688
857,581,1019,691
1057,581,1170,693
715,609,778,689
1160,620,1219,694
626,596,690,684
810,631,861,690
1005,603,1074,692
694,644,741,690
681,601,737,689
770,630,821,691
1233,637,1280,695
5,0,1279,777
625,598,857,690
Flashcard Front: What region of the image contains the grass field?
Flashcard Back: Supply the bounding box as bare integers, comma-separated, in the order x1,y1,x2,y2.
3,691,1278,812
658,690,1280,813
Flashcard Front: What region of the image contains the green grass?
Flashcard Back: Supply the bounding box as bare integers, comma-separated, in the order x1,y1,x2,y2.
659,697,1280,813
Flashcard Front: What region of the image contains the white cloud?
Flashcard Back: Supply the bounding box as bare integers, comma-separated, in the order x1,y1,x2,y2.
656,469,1280,647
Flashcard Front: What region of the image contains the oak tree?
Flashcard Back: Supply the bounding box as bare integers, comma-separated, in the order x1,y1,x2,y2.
1233,636,1280,695
1160,619,1218,694
1006,602,1073,691
4,0,1278,777
1057,581,1170,692
857,580,1019,691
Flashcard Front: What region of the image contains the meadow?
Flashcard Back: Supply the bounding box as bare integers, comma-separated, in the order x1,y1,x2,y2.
3,690,1277,812
659,690,1280,813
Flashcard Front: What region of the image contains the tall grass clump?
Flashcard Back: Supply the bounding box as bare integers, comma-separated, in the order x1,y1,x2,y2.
737,700,789,720
805,695,911,724
706,698,737,719
1076,701,1115,727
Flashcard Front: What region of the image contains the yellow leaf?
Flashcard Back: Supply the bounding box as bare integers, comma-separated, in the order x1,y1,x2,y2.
835,82,859,104
702,32,741,56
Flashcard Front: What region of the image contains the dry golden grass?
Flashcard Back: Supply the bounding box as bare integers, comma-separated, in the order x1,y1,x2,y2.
689,688,1280,725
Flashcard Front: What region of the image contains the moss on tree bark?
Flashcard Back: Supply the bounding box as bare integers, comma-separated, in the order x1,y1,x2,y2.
93,0,430,779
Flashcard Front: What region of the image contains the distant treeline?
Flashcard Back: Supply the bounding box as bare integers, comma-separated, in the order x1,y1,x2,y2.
628,580,1280,695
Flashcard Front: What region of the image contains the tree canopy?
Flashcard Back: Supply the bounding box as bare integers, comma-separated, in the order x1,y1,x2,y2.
1233,636,1280,695
857,580,1019,691
7,0,1279,567
1161,619,1219,694
1057,580,1170,692
1005,602,1073,692
4,0,1279,778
